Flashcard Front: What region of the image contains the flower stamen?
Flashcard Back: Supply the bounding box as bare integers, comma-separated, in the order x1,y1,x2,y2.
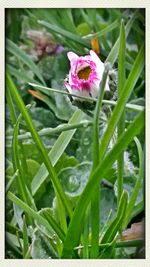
77,66,92,80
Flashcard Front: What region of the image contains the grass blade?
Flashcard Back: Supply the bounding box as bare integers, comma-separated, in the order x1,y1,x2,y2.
83,19,119,39
12,114,30,204
6,170,19,194
91,64,110,258
6,232,22,256
38,20,90,49
92,65,110,168
31,109,84,195
6,83,17,125
99,44,144,163
106,10,137,65
62,110,144,258
8,191,65,242
23,215,29,258
123,138,144,228
6,73,73,218
130,201,144,221
100,191,128,244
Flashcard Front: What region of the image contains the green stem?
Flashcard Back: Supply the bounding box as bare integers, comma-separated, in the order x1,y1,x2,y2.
74,239,144,251
117,20,126,205
29,82,144,112
91,65,110,258
6,121,93,141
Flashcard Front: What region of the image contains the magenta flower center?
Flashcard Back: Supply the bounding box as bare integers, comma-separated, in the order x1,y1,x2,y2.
77,66,92,80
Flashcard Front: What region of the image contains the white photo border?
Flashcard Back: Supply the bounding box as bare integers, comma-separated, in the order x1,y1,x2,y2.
1,1,150,267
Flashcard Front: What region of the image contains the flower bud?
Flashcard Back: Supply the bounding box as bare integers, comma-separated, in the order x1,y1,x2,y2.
64,50,109,100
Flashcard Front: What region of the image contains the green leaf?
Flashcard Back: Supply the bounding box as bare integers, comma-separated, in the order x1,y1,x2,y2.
6,64,36,84
29,106,57,129
37,208,58,237
55,154,78,174
76,22,91,36
26,159,40,178
58,162,92,198
29,86,75,121
6,38,46,85
100,188,117,229
38,206,67,240
76,125,93,162
36,207,67,246
51,79,75,120
6,231,23,251
31,229,58,259
13,203,24,231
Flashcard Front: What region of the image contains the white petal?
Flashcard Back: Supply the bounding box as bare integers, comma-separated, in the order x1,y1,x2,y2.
72,89,92,99
65,83,72,94
90,50,104,71
67,51,79,62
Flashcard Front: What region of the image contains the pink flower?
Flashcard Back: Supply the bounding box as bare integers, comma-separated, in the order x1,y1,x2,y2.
64,50,109,100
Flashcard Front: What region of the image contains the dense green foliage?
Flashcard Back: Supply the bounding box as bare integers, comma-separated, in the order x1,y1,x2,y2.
6,8,145,259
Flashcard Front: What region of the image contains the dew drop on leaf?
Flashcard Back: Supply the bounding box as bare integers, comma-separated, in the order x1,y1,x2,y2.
67,175,80,192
